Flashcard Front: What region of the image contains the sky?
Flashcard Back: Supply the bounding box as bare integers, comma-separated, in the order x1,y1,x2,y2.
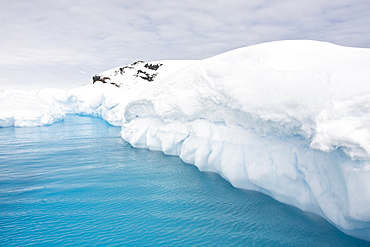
1,0,370,90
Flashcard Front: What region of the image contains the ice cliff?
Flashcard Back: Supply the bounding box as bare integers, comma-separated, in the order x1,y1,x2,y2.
1,40,370,241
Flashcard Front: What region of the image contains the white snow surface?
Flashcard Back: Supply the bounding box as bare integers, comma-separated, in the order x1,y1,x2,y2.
1,41,370,241
0,89,65,127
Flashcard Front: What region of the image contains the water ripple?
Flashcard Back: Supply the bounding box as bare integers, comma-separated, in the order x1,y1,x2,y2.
1,115,369,247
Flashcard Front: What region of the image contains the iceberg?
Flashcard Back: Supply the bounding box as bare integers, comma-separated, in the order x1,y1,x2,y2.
121,40,370,241
1,40,370,241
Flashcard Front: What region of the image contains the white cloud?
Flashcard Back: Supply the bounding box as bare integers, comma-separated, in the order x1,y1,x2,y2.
1,0,369,89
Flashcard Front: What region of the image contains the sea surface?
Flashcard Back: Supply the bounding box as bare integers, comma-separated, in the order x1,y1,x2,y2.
1,115,369,247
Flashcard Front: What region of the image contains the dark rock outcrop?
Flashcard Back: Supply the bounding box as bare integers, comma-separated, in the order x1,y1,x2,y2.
92,60,163,87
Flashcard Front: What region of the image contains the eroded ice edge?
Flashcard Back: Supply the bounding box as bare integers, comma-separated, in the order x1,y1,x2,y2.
1,40,370,241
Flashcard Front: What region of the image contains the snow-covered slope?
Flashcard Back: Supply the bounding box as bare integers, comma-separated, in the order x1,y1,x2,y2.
0,60,197,127
92,60,198,88
1,40,370,241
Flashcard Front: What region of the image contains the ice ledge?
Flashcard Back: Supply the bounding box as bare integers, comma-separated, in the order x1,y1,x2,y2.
121,116,370,242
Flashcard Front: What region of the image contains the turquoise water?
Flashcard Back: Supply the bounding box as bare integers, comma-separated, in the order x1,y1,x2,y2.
1,115,369,247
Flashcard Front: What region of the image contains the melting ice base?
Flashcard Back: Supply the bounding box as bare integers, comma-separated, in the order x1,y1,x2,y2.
1,40,370,241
